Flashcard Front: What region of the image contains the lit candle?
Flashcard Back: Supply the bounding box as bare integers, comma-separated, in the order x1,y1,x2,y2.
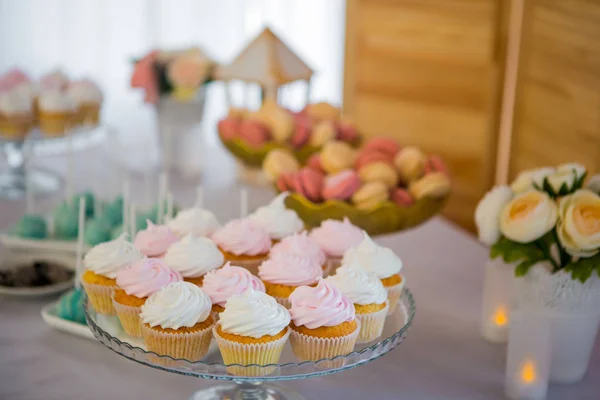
505,310,550,400
481,258,516,342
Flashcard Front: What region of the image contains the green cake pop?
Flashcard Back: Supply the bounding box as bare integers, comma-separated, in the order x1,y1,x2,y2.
102,196,124,227
84,218,112,246
72,192,95,218
53,202,79,240
11,214,47,239
56,288,86,324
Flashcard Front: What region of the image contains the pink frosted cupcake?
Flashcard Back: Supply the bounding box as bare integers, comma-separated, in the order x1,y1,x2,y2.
211,218,271,274
202,262,265,315
309,217,363,269
270,231,326,271
134,220,179,257
258,252,323,308
288,279,359,365
112,257,182,337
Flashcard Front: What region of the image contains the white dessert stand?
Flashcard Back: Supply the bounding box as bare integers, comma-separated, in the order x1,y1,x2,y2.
85,289,415,400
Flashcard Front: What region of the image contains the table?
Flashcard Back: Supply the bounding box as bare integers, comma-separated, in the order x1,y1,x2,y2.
0,142,598,400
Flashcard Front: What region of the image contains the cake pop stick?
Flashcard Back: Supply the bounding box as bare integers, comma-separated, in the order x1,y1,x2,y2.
129,202,137,239
240,188,248,218
166,192,174,221
65,131,74,206
157,172,167,224
122,179,130,236
195,185,204,208
25,162,33,214
75,197,86,289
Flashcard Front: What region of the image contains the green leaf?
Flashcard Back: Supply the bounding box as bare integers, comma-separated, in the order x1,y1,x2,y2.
515,259,538,277
564,252,600,283
542,177,557,198
489,236,545,266
574,172,588,191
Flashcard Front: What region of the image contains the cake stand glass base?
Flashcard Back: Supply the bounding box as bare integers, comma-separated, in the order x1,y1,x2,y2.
189,382,305,400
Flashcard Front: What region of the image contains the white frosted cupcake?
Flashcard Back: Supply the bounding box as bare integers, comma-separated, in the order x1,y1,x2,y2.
0,90,33,139
163,234,224,286
66,79,103,125
248,192,304,241
213,289,291,376
38,90,76,136
140,281,215,362
342,232,405,313
326,262,389,343
168,207,220,238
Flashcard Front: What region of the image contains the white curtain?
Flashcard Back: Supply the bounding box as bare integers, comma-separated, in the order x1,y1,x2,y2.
0,0,345,152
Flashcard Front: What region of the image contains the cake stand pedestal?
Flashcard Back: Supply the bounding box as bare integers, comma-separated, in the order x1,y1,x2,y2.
84,289,415,400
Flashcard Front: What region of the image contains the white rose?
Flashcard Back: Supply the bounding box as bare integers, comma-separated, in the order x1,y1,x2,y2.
586,174,600,194
557,163,586,180
475,186,513,246
511,167,555,192
500,190,558,243
557,189,600,257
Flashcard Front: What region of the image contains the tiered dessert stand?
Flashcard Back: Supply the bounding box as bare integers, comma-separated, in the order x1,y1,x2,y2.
85,289,415,400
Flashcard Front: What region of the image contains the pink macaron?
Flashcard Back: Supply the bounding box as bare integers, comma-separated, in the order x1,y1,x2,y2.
322,169,362,201
290,117,312,149
292,168,325,203
336,120,360,142
391,187,415,207
362,137,401,158
424,155,449,176
218,118,240,141
276,173,295,192
238,120,271,148
307,154,325,173
354,149,394,170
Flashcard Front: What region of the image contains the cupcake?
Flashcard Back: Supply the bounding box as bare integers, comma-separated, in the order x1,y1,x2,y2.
309,217,363,269
66,79,103,125
40,70,69,91
270,231,327,273
248,192,303,242
213,289,291,376
211,218,271,274
140,281,215,361
38,90,76,136
326,263,389,343
163,234,224,286
258,252,323,308
342,232,405,313
202,262,265,314
113,257,182,337
81,234,142,315
288,279,359,364
0,90,33,139
134,220,179,257
167,207,220,238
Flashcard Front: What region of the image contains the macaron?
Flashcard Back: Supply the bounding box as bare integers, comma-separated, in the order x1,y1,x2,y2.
322,169,361,201
310,120,336,147
320,141,356,174
394,146,426,183
251,100,294,143
336,118,360,142
263,149,300,182
304,102,341,121
362,137,401,158
306,154,324,173
238,120,270,148
424,155,449,176
351,181,390,210
228,107,249,119
289,117,311,149
218,118,240,141
358,161,399,189
276,173,295,193
292,167,325,203
391,188,415,207
354,149,395,170
409,172,451,199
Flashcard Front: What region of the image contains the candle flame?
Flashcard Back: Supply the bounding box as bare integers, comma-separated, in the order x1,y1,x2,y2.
521,360,537,384
493,307,508,326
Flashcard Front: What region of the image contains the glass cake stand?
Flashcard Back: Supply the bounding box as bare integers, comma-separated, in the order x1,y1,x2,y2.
0,125,108,198
85,289,415,400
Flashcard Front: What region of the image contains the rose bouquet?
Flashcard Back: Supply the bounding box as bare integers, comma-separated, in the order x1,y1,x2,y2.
475,163,600,282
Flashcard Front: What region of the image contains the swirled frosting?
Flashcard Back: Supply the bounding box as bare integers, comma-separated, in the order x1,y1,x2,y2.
134,220,179,257
258,252,323,286
163,235,224,278
326,263,388,305
202,262,265,306
270,232,326,267
116,257,182,298
83,233,142,279
0,90,32,114
211,218,271,256
219,289,290,338
167,207,220,238
289,279,355,329
309,217,363,258
140,282,211,329
342,232,402,279
66,79,103,104
38,90,76,112
249,192,303,240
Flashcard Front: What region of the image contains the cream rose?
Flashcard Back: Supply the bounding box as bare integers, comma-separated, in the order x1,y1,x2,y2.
557,189,600,257
586,174,600,194
500,190,558,243
511,167,555,193
557,163,586,180
475,186,513,246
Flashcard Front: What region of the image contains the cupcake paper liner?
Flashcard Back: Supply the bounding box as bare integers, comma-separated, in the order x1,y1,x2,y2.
289,320,360,369
39,112,73,136
356,302,389,344
142,322,214,365
81,281,116,315
386,277,406,315
213,326,290,377
112,297,143,338
273,295,291,309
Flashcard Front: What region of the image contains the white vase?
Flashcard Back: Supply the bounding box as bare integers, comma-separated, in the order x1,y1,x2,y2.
515,264,600,384
480,258,517,343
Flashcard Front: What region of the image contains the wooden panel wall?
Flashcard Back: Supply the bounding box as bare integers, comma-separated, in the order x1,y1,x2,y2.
344,0,504,231
509,0,600,178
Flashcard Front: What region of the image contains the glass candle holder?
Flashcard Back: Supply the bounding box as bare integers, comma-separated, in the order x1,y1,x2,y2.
480,257,515,343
